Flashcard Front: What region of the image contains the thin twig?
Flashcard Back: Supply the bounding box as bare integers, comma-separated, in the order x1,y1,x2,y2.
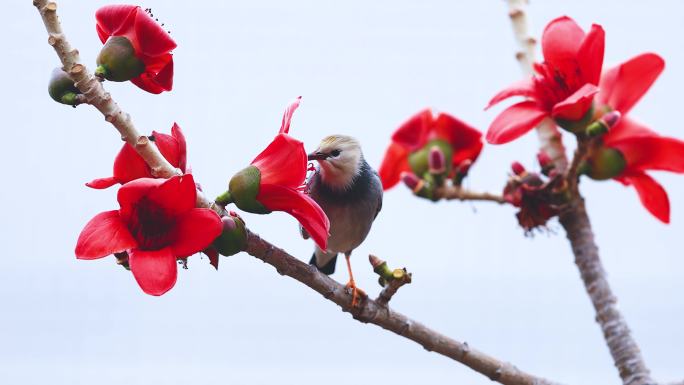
376,269,412,306
33,2,565,384
436,185,506,203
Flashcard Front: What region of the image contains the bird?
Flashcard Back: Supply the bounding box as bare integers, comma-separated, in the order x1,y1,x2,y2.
303,135,383,306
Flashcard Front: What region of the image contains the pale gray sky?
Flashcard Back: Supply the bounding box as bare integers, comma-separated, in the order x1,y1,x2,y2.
2,1,683,384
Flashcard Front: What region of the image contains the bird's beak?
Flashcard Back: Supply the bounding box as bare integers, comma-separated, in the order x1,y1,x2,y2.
307,151,328,161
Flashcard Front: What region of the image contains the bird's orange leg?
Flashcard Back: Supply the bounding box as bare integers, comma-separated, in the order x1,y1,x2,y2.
344,252,365,307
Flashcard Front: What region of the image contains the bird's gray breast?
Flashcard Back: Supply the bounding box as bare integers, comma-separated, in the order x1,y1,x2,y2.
308,162,383,254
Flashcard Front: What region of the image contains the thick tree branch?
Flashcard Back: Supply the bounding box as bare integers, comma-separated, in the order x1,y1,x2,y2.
33,2,565,384
503,2,654,384
559,200,653,385
245,230,562,385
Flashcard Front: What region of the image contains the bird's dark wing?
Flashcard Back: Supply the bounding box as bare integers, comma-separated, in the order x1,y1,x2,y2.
372,170,383,219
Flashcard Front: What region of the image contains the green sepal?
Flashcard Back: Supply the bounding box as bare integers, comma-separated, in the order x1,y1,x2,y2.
48,67,81,105
555,104,595,134
408,139,453,178
584,147,627,180
213,215,248,256
228,165,270,214
96,36,145,82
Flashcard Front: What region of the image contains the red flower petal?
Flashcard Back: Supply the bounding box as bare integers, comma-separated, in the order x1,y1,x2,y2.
75,210,137,260
577,24,605,85
551,83,599,121
171,123,187,172
486,101,547,144
251,134,307,188
132,8,176,57
391,109,432,151
118,177,167,221
280,96,302,134
144,175,197,218
610,135,684,173
485,78,537,110
598,53,665,114
128,247,178,296
203,247,219,270
604,116,656,144
258,184,330,250
95,5,137,43
432,113,483,166
170,208,223,258
616,172,670,223
86,177,118,189
130,56,174,94
378,142,411,190
112,142,152,184
541,16,585,78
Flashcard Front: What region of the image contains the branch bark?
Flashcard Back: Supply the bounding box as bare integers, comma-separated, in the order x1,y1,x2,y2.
245,230,562,385
559,200,653,385
503,2,654,384
435,185,506,203
33,2,565,384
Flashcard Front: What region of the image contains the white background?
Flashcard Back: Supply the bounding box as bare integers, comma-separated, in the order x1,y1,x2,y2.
2,1,683,384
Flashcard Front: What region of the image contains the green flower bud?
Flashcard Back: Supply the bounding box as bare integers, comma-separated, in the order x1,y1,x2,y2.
48,67,81,106
96,36,145,82
213,214,248,256
583,147,626,180
226,165,270,214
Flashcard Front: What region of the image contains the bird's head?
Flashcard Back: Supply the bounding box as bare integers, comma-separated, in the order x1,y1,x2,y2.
308,135,363,191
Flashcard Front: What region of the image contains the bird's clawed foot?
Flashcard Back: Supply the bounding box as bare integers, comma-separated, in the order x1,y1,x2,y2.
344,279,366,307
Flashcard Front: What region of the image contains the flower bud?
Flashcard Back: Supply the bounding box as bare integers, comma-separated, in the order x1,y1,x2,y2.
401,172,423,193
95,36,145,82
586,111,622,137
428,146,446,174
583,147,627,180
48,67,82,106
223,165,270,214
537,151,555,176
212,213,248,256
369,254,394,283
408,139,453,178
511,161,526,176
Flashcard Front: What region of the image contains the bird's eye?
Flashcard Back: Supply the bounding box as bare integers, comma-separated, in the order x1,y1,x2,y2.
330,149,341,157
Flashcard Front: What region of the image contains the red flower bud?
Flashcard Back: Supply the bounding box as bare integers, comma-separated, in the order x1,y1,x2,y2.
428,146,446,174
511,161,526,176
401,172,424,193
537,151,552,169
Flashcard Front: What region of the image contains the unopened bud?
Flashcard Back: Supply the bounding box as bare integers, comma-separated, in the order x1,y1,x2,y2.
401,172,424,193
537,151,554,176
369,254,394,284
586,111,622,137
511,161,526,176
212,214,248,256
428,146,446,174
453,159,473,186
48,67,82,106
96,36,145,82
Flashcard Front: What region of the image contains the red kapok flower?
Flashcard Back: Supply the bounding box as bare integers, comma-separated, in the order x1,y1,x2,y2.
76,175,222,295
87,123,187,189
584,53,684,223
378,109,483,190
95,5,176,94
221,97,330,249
486,16,605,144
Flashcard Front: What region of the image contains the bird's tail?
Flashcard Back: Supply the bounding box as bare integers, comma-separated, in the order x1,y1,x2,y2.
309,248,337,275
